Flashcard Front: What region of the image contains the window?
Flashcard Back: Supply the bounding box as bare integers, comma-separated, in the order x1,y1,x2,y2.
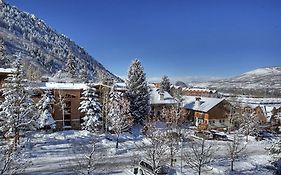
64,121,71,127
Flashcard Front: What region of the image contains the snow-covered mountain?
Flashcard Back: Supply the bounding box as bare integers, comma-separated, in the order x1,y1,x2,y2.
0,1,122,82
193,66,281,97
238,67,281,79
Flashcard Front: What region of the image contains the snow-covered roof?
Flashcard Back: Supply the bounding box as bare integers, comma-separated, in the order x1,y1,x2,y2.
182,96,225,112
30,82,88,90
0,68,15,74
149,88,177,105
113,82,127,91
44,82,87,90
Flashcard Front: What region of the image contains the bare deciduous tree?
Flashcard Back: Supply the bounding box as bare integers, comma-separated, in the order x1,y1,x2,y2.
161,106,182,167
138,122,168,172
0,139,31,174
71,141,104,175
239,112,260,142
55,90,66,129
184,138,216,175
227,133,247,171
165,129,181,167
267,140,281,174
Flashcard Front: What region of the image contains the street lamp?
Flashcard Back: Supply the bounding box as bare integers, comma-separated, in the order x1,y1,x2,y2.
180,138,183,173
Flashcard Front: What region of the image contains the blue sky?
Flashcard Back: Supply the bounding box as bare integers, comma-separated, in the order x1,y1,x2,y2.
6,0,281,78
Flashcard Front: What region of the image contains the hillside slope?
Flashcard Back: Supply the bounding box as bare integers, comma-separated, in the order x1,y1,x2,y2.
0,1,122,82
193,66,281,97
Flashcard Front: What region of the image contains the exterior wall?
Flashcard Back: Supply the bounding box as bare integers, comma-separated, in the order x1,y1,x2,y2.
53,89,82,130
183,90,210,97
208,119,229,129
150,104,175,121
170,87,217,98
191,100,230,130
241,106,268,125
254,106,267,124
207,101,229,129
194,111,208,126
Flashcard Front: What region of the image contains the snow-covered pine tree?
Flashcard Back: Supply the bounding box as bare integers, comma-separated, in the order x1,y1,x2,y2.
79,83,102,132
0,37,10,68
79,64,88,83
64,53,76,78
126,59,150,124
108,90,133,148
0,58,37,147
160,75,171,93
36,90,56,130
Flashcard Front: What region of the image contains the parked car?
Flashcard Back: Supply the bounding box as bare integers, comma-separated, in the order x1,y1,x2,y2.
210,130,228,141
136,160,177,175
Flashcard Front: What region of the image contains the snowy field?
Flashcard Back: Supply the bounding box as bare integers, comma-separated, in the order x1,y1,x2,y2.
4,129,277,175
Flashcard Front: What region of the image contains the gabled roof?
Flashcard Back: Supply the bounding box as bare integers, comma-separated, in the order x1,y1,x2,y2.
149,88,177,105
182,96,224,112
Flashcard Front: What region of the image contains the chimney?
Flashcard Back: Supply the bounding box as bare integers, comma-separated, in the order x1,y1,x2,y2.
41,77,49,82
159,91,164,101
194,97,201,110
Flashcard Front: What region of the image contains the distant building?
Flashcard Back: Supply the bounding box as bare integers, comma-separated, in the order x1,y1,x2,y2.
170,85,218,98
234,103,281,132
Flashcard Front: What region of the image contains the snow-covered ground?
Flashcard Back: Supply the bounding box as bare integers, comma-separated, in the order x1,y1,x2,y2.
6,129,277,175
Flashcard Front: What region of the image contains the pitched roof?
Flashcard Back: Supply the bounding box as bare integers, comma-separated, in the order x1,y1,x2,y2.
182,96,224,112
149,88,177,105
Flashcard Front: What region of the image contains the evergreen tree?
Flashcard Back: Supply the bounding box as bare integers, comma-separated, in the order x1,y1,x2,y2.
64,53,76,78
79,64,88,83
0,58,37,147
108,90,133,148
79,83,102,132
126,59,150,124
0,37,9,68
160,75,171,93
36,90,56,130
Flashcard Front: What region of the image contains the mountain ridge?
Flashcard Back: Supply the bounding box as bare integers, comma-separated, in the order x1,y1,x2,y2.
192,66,281,97
0,1,122,82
